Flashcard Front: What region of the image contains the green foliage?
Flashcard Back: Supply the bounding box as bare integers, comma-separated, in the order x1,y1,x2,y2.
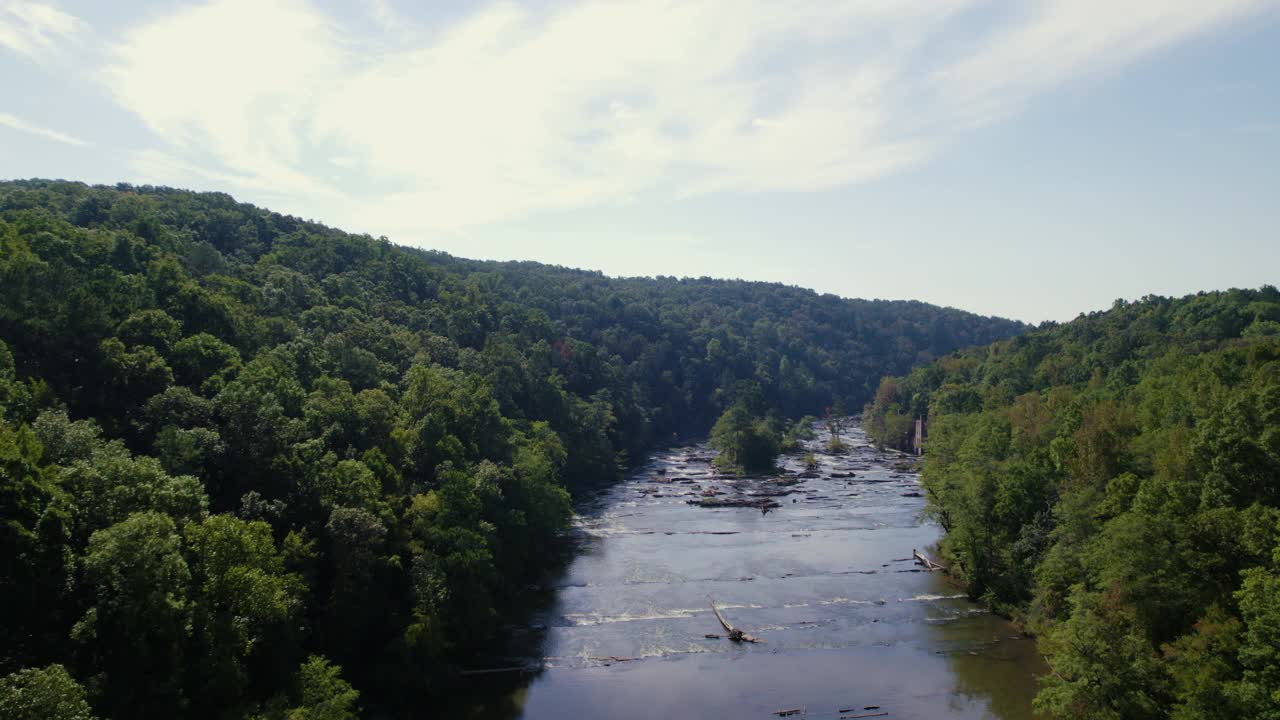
288,656,359,720
171,333,241,390
117,309,182,354
710,400,781,473
780,416,817,452
822,403,850,453
864,287,1280,719
184,515,303,715
0,420,71,668
1232,566,1280,717
74,512,192,718
0,664,96,720
0,180,1026,717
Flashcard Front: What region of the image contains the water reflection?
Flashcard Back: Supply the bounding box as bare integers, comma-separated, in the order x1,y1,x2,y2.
923,575,1048,719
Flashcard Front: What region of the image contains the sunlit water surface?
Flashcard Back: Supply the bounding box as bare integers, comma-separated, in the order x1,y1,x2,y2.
455,424,1045,720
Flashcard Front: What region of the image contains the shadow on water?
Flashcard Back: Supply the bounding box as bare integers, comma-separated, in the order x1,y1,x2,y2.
918,571,1049,720
442,491,607,717
940,636,1049,720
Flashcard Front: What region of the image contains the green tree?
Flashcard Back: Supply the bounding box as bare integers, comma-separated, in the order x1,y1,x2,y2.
0,422,72,667
171,333,241,390
117,309,182,354
710,401,780,473
286,656,358,720
322,508,388,667
863,291,1280,719
74,512,192,718
0,664,96,720
1230,567,1280,717
0,179,1032,716
184,515,303,718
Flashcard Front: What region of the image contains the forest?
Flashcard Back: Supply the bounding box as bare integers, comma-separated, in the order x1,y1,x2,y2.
0,180,1026,719
865,288,1280,719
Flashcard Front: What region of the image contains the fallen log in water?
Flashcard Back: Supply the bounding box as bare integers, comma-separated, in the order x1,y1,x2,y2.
912,549,945,571
749,488,799,498
686,497,780,509
709,599,763,643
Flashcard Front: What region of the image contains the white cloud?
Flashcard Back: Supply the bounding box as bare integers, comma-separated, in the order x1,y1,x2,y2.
0,110,87,145
100,0,1274,236
105,0,343,199
0,0,84,60
368,0,414,37
131,149,261,191
934,0,1272,126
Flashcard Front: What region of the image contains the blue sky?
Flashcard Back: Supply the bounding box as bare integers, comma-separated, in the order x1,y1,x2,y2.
1,0,1277,322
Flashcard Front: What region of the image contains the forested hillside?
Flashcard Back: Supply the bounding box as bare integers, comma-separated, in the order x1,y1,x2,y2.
0,179,1024,719
865,289,1280,719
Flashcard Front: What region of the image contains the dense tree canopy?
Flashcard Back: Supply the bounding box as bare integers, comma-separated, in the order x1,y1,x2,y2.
709,384,783,473
0,664,96,720
0,179,1024,718
865,288,1280,719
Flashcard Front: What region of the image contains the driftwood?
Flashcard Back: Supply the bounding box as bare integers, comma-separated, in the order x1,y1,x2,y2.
913,549,945,571
841,713,888,719
709,600,763,643
749,488,799,498
686,497,780,509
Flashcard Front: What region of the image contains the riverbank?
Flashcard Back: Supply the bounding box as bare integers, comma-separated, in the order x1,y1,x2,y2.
454,422,1046,719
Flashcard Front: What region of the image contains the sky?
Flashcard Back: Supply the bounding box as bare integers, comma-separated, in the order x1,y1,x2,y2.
1,0,1277,323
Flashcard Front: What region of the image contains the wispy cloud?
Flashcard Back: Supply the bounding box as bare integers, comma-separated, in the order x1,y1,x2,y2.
0,0,83,60
104,0,343,199
99,0,1273,235
0,110,87,146
934,0,1270,126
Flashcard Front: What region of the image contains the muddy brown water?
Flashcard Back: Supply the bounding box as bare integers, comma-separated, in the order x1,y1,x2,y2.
455,423,1046,719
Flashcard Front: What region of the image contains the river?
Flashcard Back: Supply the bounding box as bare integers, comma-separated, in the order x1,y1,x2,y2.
457,422,1046,719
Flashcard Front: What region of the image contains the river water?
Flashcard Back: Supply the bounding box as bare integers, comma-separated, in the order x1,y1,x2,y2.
459,423,1045,720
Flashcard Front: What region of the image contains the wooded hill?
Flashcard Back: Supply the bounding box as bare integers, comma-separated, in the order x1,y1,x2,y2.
0,179,1025,719
865,288,1280,719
